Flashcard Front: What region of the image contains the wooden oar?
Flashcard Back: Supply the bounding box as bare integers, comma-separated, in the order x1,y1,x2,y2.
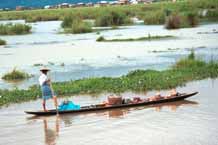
50,81,59,115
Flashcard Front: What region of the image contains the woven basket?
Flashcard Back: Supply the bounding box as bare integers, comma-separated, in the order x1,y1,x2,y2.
108,96,122,105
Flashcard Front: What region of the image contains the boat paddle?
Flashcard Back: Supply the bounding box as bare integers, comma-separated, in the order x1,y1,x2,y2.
50,81,59,115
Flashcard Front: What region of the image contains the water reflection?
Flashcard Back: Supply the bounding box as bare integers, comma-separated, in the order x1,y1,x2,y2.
108,109,128,118
60,114,74,126
25,100,198,145
150,100,198,112
43,117,59,145
27,100,198,122
93,100,198,118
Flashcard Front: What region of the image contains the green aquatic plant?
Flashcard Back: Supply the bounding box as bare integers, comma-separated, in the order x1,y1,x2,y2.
204,9,218,22
2,68,32,81
0,23,31,35
0,39,6,45
61,14,79,28
186,11,199,27
96,36,105,42
96,35,174,42
70,21,92,34
143,10,165,25
188,49,195,60
165,13,182,29
165,11,199,29
173,50,206,69
61,15,92,34
95,10,132,27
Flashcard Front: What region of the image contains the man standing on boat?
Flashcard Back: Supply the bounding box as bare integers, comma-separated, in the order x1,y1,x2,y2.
39,67,58,111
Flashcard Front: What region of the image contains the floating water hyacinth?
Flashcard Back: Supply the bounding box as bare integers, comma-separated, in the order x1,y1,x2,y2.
2,68,32,81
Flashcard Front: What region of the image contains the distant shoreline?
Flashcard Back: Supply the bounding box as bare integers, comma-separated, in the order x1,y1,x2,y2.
0,0,217,26
0,0,115,10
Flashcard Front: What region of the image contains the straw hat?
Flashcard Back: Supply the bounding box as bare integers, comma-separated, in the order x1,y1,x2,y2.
40,66,50,72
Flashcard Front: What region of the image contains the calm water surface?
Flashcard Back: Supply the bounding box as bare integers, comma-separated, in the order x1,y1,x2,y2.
0,78,218,145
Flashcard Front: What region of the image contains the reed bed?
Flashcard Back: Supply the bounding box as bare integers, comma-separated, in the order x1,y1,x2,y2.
0,39,6,45
61,15,92,34
2,68,32,80
0,23,31,35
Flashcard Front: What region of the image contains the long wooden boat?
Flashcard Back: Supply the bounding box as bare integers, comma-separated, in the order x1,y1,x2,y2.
25,92,198,116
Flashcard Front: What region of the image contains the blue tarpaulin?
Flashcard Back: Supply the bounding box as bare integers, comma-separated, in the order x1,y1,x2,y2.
58,101,80,111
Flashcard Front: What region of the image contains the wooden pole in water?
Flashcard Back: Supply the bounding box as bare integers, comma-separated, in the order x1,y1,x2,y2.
47,72,59,115
50,82,59,115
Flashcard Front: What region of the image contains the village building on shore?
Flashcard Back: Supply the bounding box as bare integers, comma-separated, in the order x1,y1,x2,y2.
14,0,158,11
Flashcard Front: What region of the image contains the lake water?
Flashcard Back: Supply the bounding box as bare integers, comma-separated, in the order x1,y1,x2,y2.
0,21,218,89
0,20,218,145
0,78,218,145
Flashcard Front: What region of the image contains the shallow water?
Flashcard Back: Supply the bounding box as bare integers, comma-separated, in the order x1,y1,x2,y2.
0,21,218,89
0,78,218,145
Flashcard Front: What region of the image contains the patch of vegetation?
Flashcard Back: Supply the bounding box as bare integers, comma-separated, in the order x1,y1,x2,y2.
173,51,204,69
165,12,199,29
186,11,199,27
143,10,166,25
2,68,32,81
0,23,31,35
61,14,77,28
95,10,132,27
96,35,174,42
25,14,59,23
33,63,43,67
61,15,92,34
165,13,182,29
188,49,195,60
0,51,218,107
64,21,92,34
0,39,6,45
203,9,218,22
96,36,105,41
0,0,217,27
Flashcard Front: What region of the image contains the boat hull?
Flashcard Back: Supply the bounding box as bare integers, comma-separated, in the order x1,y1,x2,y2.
25,92,198,116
